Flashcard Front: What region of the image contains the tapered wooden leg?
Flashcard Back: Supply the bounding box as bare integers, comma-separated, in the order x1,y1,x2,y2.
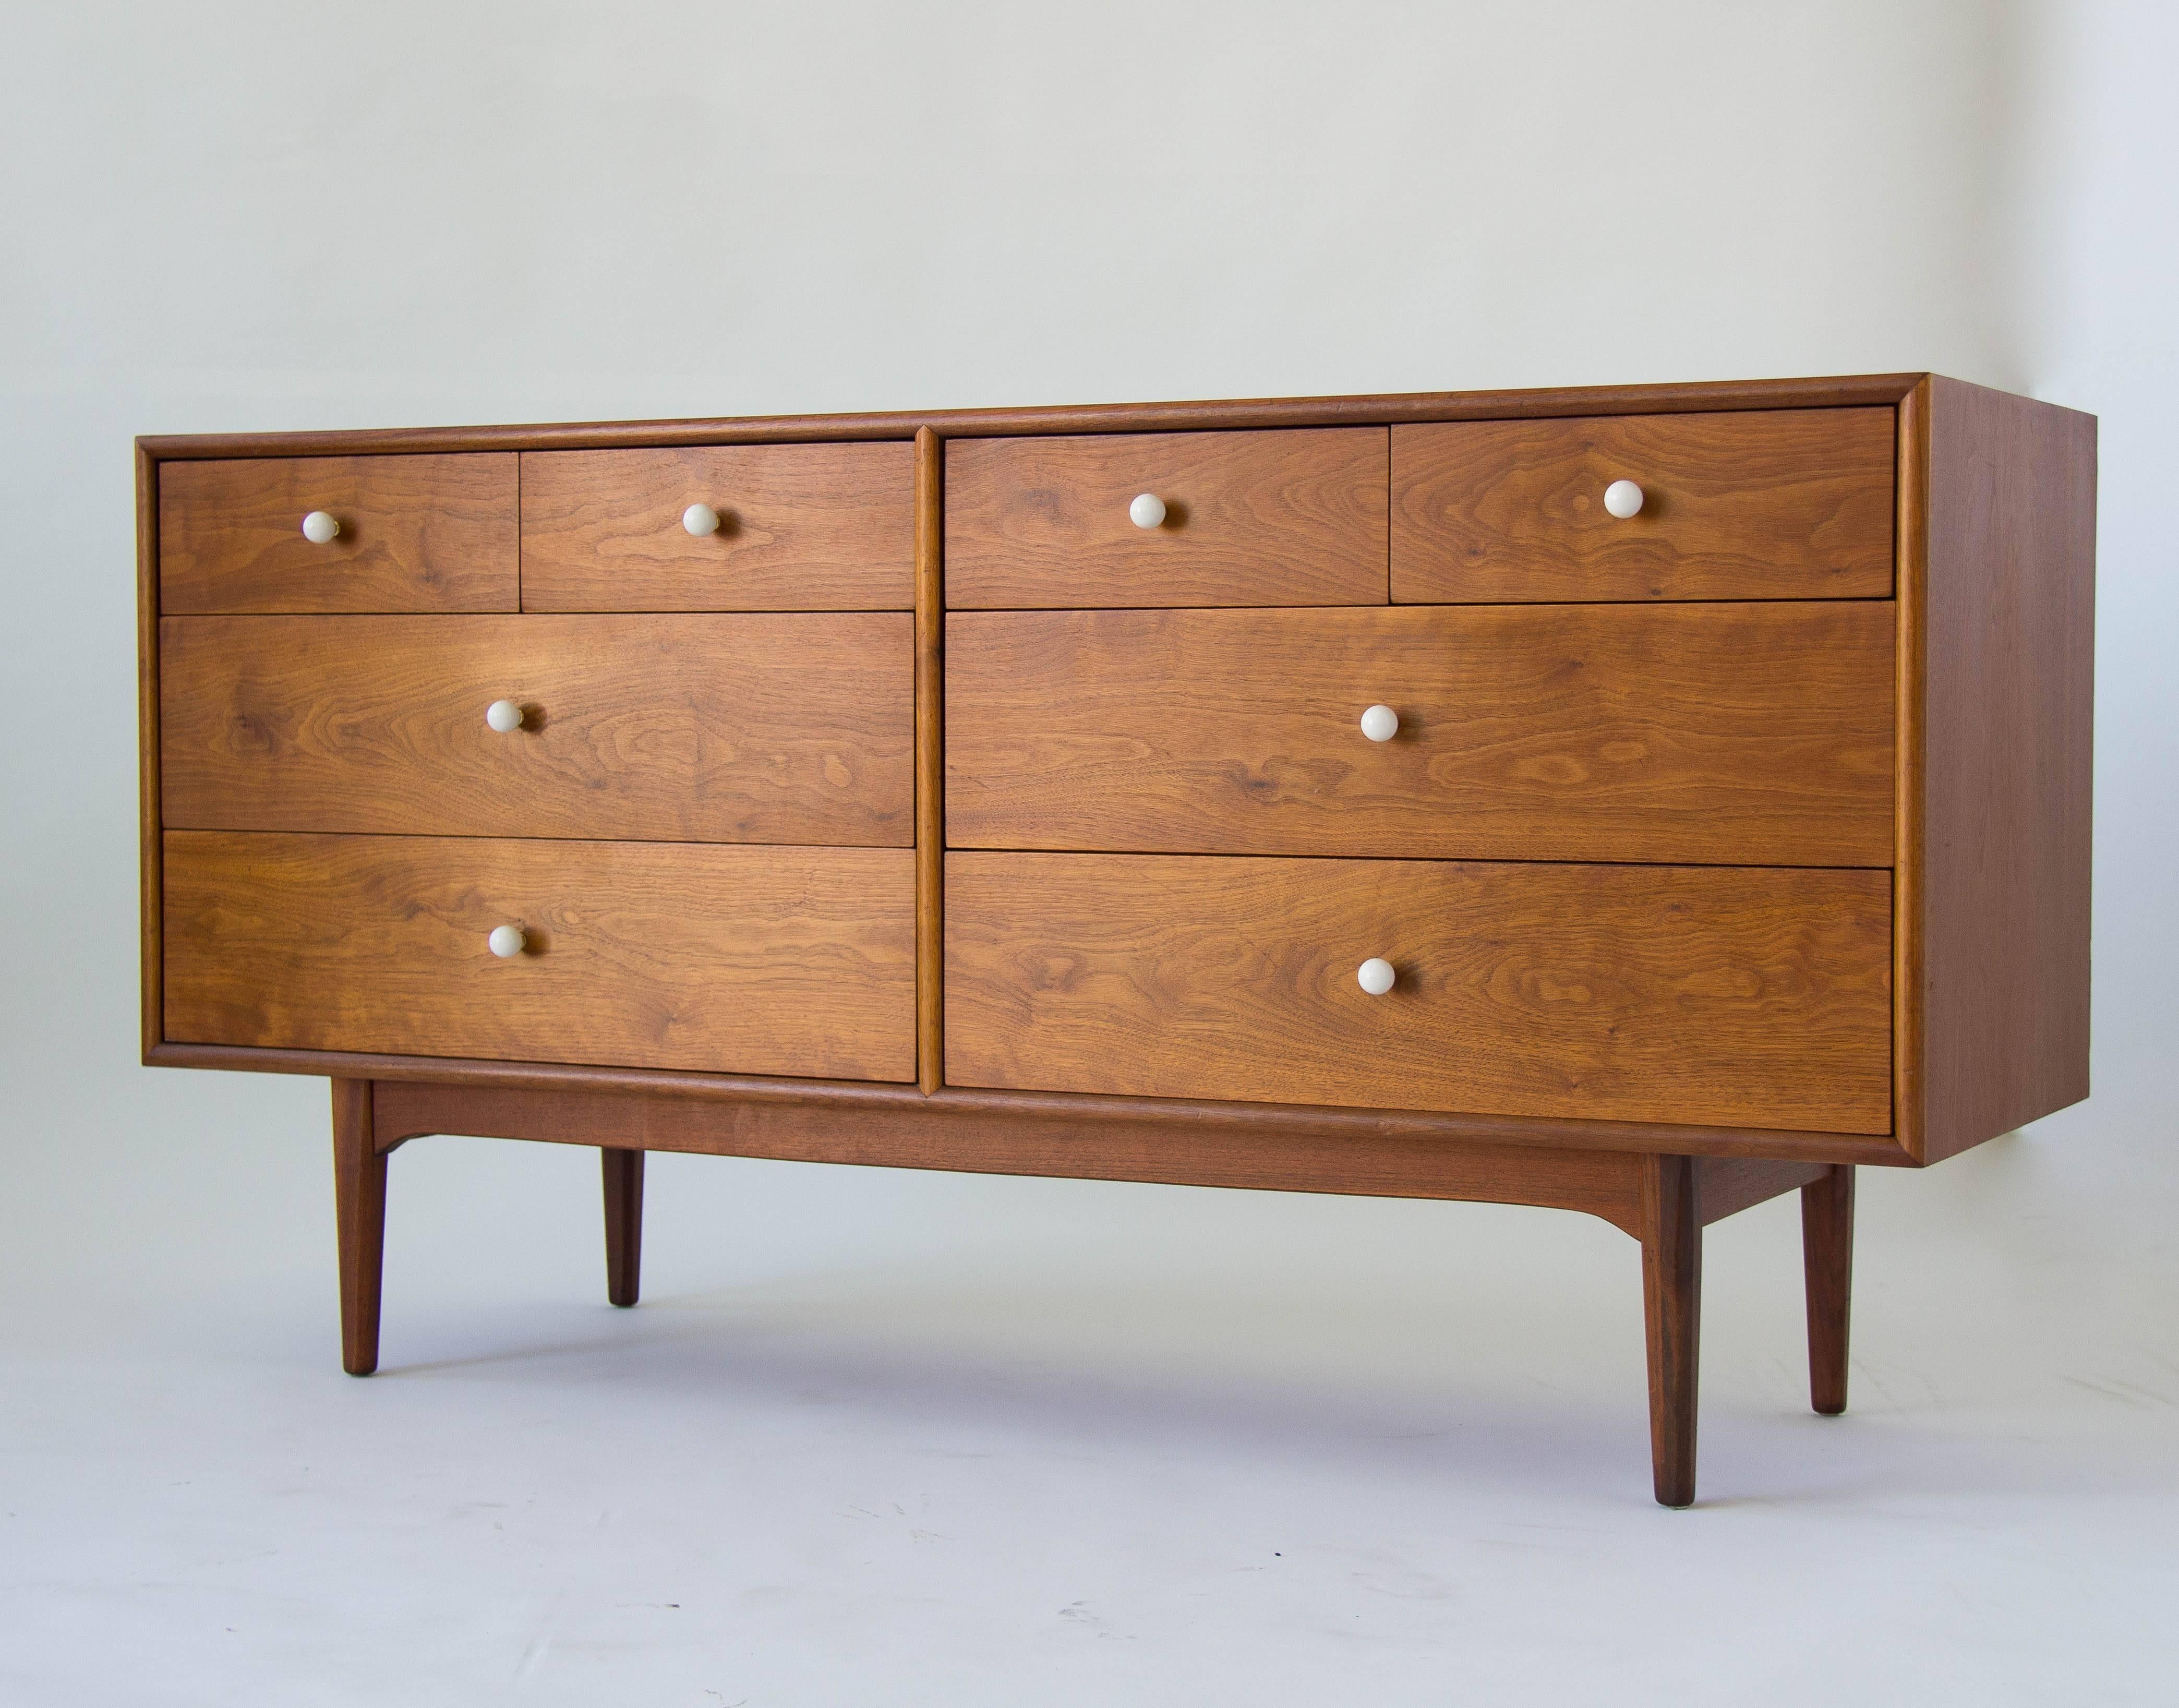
603,1148,645,1308
1801,1163,1855,1415
1640,1154,1702,1508
332,1078,386,1377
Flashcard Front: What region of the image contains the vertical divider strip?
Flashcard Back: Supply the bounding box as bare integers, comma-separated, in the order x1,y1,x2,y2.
1893,380,1931,1160
136,441,164,1058
914,427,945,1093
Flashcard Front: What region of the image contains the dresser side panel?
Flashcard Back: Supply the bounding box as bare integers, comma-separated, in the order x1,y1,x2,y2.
1919,378,2095,1161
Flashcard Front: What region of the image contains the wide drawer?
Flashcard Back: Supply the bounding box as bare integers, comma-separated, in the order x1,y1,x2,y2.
164,833,917,1079
519,444,914,610
946,852,1892,1133
160,614,912,846
946,428,1389,608
160,454,519,614
1392,409,1894,602
948,604,1895,867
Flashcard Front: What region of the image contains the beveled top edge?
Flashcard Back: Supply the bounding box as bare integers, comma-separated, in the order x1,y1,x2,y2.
137,374,1929,460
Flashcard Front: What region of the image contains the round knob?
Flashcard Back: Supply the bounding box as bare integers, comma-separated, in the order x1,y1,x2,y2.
301,510,340,544
1359,704,1400,742
1603,479,1644,519
682,502,721,536
1129,492,1167,530
485,699,524,733
1358,958,1397,996
487,925,526,959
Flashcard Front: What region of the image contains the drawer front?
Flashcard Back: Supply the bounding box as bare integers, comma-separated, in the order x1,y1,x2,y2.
519,443,914,610
160,454,519,614
946,428,1389,608
164,833,916,1079
161,614,911,846
948,604,1894,867
1392,409,1894,603
946,852,1892,1134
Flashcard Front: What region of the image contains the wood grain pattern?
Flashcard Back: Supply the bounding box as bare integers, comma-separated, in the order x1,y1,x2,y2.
1641,1154,1702,1507
164,833,916,1080
370,1080,1652,1235
946,428,1389,608
947,604,1895,867
1893,381,1929,1159
137,443,164,1058
160,614,912,847
160,454,517,614
1392,410,1895,603
518,443,913,611
1912,379,2096,1161
946,853,1893,1133
1695,1157,1828,1226
915,428,945,1091
602,1149,644,1308
1801,1164,1853,1414
152,1041,1912,1165
137,374,1927,461
332,1078,385,1376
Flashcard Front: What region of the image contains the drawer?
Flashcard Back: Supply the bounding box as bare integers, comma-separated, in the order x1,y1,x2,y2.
160,614,912,846
946,428,1389,608
947,604,1894,867
945,852,1892,1134
164,833,916,1080
519,443,914,610
160,454,519,614
1392,409,1894,602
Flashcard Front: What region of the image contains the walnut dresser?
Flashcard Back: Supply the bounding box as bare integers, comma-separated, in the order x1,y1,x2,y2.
136,375,2094,1506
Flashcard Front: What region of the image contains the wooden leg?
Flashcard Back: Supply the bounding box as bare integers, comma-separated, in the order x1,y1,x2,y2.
1801,1163,1855,1415
603,1148,645,1308
1640,1154,1702,1508
332,1078,386,1377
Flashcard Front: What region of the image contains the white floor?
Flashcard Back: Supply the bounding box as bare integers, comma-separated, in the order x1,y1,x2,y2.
3,1079,2174,1706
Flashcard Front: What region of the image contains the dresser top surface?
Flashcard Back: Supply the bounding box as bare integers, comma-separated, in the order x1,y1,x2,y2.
138,373,1951,462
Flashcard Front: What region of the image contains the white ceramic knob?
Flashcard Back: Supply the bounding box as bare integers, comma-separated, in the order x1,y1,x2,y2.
301,510,340,544
1603,479,1644,519
1359,704,1400,742
1358,958,1396,996
487,925,526,959
682,502,721,536
485,699,524,733
1129,492,1167,530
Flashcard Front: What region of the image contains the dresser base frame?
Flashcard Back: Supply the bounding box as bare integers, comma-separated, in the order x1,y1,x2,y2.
333,1077,1855,1507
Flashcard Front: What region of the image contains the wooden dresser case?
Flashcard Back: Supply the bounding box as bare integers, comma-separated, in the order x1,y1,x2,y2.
136,375,2095,1505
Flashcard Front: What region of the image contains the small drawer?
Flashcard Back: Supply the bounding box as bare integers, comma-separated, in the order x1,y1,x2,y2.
946,603,1895,868
519,443,914,610
164,832,916,1080
945,852,1892,1133
946,428,1389,608
1392,409,1894,603
160,613,912,847
160,454,519,614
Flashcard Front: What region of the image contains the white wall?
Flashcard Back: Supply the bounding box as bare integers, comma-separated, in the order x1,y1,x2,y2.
8,4,2178,1699
1,0,2170,1438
